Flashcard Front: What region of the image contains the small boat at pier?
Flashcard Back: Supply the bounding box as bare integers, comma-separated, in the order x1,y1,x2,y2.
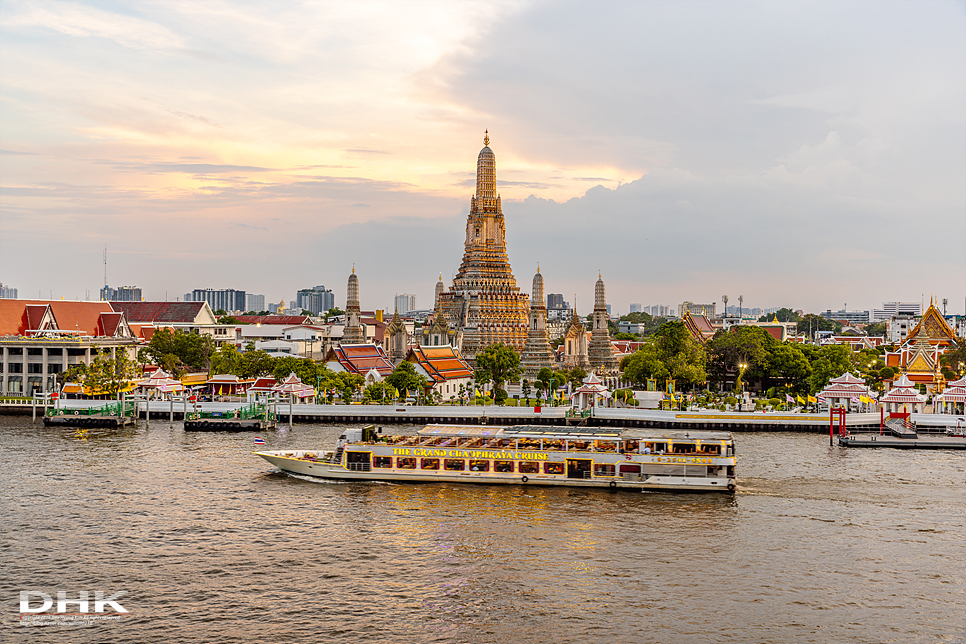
255,424,737,492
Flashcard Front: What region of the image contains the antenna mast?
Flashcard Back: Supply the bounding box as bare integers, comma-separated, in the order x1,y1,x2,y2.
103,245,107,287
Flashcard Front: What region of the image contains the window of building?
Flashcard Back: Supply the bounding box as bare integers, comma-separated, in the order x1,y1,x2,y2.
27,364,44,374
517,461,538,474
7,347,23,356
27,348,43,356
8,363,23,373
543,462,564,475
373,456,393,468
397,457,416,469
444,459,464,471
469,460,489,472
494,460,514,473
47,364,62,374
420,458,440,470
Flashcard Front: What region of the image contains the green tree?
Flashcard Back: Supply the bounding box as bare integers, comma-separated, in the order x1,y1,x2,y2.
385,361,428,401
758,308,801,323
83,348,138,398
474,343,523,403
940,345,966,376
536,367,554,400
797,314,841,338
209,343,243,375
653,320,707,389
864,322,887,338
334,371,365,404
145,328,214,372
239,350,276,378
620,341,669,387
765,343,811,392
521,379,531,405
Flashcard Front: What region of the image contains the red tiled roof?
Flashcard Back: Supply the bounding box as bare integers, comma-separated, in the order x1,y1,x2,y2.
325,344,394,375
235,315,310,325
0,300,121,336
25,305,48,331
407,345,473,384
97,312,124,337
112,301,208,323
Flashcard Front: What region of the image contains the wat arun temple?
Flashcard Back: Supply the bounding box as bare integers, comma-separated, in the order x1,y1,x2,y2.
433,132,533,363
426,132,616,374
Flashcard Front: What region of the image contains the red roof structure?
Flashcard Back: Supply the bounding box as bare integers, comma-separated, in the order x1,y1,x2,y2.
0,300,129,337
406,345,473,385
682,311,716,344
111,301,213,324
234,315,310,325
324,344,394,376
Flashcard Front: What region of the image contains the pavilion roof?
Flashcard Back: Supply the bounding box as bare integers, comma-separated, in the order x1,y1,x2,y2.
325,343,394,376
406,345,472,384
935,386,966,403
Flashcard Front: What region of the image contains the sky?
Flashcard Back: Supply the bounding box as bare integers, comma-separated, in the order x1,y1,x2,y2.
1,0,964,316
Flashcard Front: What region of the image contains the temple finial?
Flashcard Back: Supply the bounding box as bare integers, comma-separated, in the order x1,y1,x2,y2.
484,130,489,146
352,263,355,274
599,270,602,279
438,272,442,281
537,262,540,274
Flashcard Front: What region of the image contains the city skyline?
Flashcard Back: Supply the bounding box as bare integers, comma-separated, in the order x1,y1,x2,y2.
1,2,964,314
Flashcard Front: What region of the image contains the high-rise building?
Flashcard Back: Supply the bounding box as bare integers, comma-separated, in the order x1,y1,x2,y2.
645,304,671,317
629,303,641,313
394,294,417,315
822,309,871,325
187,288,246,313
245,293,266,312
101,285,141,302
678,301,716,319
872,302,921,322
296,286,334,315
0,283,19,299
435,132,530,362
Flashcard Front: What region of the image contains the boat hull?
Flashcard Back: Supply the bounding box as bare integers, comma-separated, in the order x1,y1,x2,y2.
256,452,736,492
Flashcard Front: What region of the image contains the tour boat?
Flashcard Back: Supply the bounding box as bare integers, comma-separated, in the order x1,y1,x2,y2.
255,424,737,492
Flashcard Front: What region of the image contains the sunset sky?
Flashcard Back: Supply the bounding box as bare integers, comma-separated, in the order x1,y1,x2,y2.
1,1,964,315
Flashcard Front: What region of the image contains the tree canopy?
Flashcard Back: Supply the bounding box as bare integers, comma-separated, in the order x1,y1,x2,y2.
474,343,523,402
145,328,214,375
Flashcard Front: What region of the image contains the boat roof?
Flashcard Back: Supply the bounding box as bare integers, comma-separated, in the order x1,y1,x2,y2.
415,424,732,441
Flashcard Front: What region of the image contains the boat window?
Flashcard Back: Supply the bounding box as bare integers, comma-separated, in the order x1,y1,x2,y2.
444,459,465,471
397,457,417,469
543,462,564,475
494,460,514,473
595,440,617,452
672,443,695,454
469,460,489,472
645,442,667,453
544,439,563,451
594,463,615,477
420,458,440,470
569,440,590,451
699,444,720,455
623,440,639,453
373,456,393,468
519,461,539,474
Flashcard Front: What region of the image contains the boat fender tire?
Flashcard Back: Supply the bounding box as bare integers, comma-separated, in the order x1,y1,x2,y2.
521,476,528,483
609,481,617,489
74,411,79,415
727,483,736,491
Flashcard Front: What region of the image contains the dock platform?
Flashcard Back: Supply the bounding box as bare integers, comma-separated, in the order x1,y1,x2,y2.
839,433,966,449
184,418,275,431
43,413,136,428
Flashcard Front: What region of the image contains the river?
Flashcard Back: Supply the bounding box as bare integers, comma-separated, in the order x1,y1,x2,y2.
1,416,963,643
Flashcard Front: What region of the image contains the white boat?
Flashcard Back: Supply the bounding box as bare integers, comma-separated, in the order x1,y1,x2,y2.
255,424,737,492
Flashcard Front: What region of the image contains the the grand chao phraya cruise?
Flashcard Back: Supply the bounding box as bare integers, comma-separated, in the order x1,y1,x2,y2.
256,424,737,492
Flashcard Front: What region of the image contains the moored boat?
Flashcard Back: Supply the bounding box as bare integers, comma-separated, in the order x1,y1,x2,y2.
255,424,737,492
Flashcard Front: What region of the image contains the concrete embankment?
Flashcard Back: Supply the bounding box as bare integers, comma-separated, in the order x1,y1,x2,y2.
3,400,936,432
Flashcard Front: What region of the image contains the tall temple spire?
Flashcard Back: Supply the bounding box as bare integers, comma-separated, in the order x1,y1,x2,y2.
521,264,553,378
434,133,530,364
342,268,365,344
588,273,618,371
484,129,489,146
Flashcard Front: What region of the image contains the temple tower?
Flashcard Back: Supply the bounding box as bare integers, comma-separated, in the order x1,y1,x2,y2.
387,302,408,364
435,132,530,363
521,264,554,378
562,304,590,370
588,273,618,371
342,266,365,344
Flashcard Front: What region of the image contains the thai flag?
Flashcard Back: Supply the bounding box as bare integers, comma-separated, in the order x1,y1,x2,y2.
253,437,266,446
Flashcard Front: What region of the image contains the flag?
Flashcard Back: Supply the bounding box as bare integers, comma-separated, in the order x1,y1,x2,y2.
796,395,806,405
850,396,861,404
254,437,265,446
807,395,817,403
786,394,795,403
860,395,871,404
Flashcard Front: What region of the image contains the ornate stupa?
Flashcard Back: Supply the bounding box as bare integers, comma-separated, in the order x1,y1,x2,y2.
588,273,618,371
436,132,530,363
521,264,554,378
342,265,365,344
387,300,408,364
562,303,590,370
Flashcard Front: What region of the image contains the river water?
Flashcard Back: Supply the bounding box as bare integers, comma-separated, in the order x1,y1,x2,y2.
2,416,963,644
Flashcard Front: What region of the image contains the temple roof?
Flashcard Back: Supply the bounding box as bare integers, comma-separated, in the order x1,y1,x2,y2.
903,301,960,347
406,345,473,384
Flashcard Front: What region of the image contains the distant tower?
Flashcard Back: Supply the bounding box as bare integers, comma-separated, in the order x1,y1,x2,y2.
434,274,445,310
342,266,365,344
521,264,554,378
588,273,618,371
387,301,408,364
